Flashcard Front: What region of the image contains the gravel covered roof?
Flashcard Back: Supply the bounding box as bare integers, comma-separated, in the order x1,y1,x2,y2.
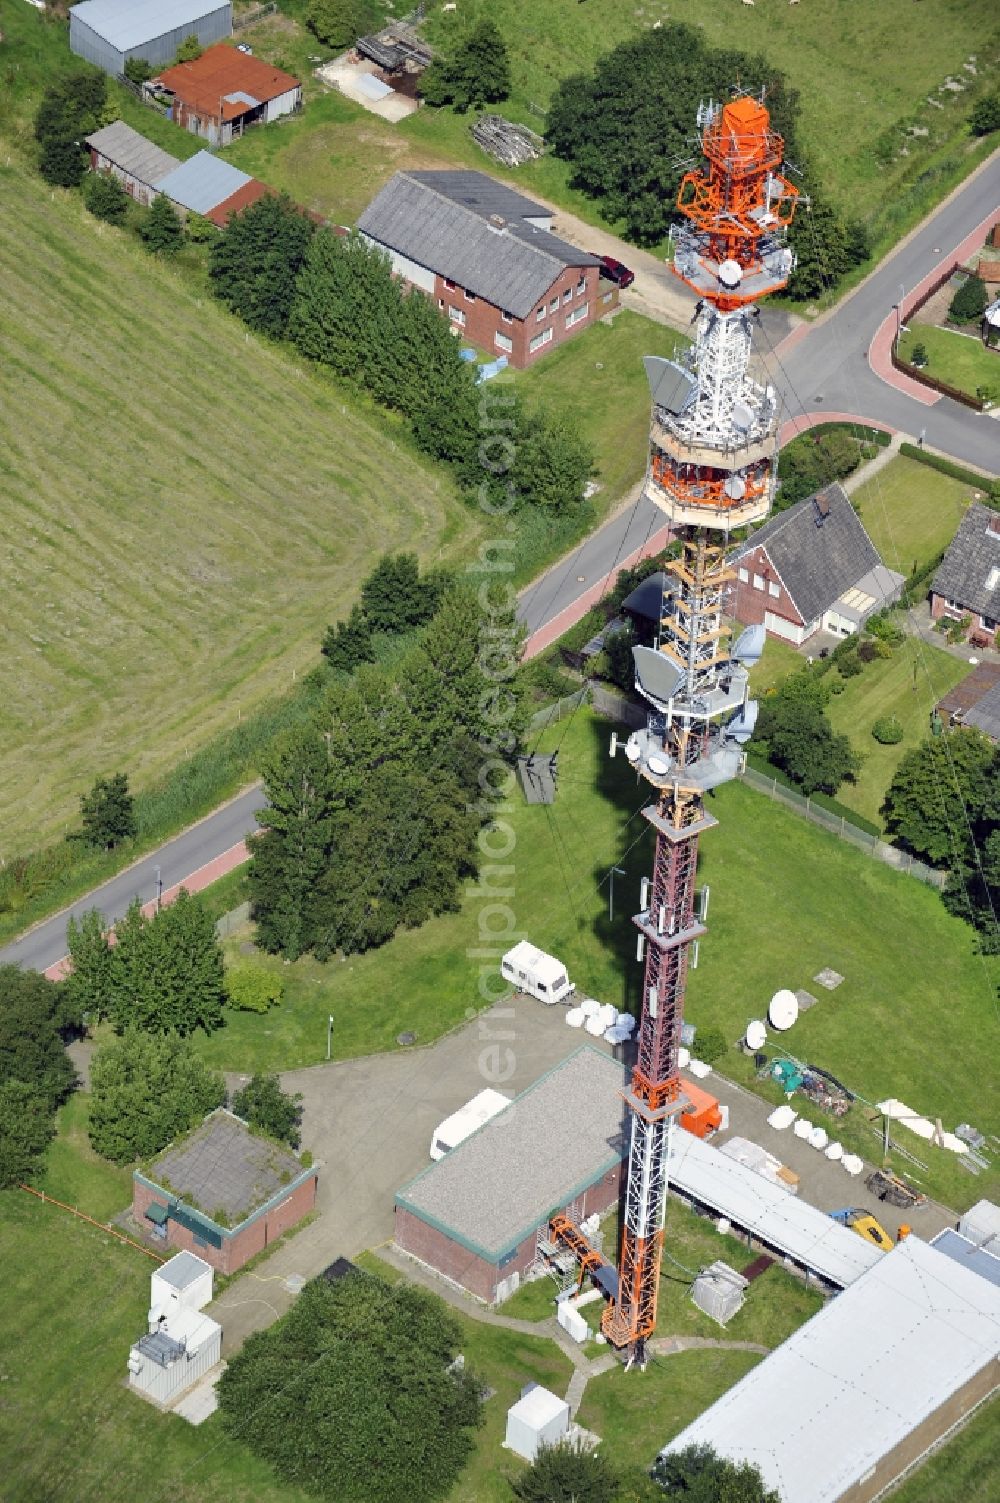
149,1110,304,1226
396,1047,628,1262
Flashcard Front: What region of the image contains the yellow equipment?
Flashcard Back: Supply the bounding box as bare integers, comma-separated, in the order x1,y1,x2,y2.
830,1207,895,1252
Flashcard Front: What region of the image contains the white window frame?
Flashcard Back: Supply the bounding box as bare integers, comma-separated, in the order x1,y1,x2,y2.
768,581,780,598
448,306,466,327
562,287,572,305
500,310,513,324
535,306,545,323
576,277,586,296
601,290,613,304
528,327,554,354
737,567,749,584
494,332,513,353
464,288,476,303
565,305,588,329
753,573,765,591
549,296,559,314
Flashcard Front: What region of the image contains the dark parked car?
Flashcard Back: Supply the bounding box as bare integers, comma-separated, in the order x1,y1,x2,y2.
593,254,635,289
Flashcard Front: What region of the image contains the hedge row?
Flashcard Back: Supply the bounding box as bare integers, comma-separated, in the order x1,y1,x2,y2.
744,749,882,837
899,443,999,495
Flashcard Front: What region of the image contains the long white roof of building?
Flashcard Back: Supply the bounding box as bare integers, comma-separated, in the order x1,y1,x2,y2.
668,1126,882,1288
71,0,229,52
661,1236,1000,1503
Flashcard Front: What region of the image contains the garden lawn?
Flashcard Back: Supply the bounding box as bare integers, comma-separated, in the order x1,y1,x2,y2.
577,1348,763,1470
196,709,998,1207
891,1396,1000,1503
898,325,1000,403
749,635,802,696
0,161,479,853
511,312,688,503
826,639,968,827
852,455,976,579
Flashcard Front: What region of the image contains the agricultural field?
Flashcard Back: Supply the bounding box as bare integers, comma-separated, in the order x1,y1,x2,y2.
853,454,977,576
891,1396,1000,1503
826,638,968,827
227,0,1000,253
0,163,480,853
898,324,1000,402
192,710,999,1208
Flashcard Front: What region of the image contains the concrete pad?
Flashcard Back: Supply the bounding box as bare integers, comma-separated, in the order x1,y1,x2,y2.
814,969,845,991
171,1361,226,1425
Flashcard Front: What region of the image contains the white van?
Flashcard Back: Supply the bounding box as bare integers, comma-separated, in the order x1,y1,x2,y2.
429,1089,511,1161
501,941,575,1005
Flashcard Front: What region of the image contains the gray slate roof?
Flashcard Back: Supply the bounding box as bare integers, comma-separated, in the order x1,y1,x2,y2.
965,680,1000,741
406,170,550,224
70,0,230,52
931,502,1000,622
357,171,600,319
154,150,251,214
396,1047,628,1261
738,484,884,625
85,120,180,187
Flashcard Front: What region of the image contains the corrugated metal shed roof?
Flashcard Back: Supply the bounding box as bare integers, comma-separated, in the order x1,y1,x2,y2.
205,177,270,227
154,150,251,214
661,1236,1000,1503
736,484,886,625
70,0,231,52
667,1128,882,1289
396,1047,628,1261
357,172,599,319
85,120,180,186
154,43,299,117
931,1228,1000,1287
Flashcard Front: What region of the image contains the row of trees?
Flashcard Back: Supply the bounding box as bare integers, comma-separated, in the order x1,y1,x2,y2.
0,967,78,1187
250,581,527,960
322,551,454,673
208,197,593,511
545,26,868,299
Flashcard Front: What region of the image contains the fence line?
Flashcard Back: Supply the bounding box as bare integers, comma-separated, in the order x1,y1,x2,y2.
216,901,251,938
233,1,277,29
739,766,947,888
527,686,589,734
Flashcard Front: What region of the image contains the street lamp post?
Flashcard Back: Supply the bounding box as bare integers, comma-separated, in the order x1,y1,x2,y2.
154,866,162,911
609,866,626,924
326,1014,334,1061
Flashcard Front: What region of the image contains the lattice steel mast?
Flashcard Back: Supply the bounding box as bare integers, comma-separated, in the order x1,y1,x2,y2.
601,95,801,1369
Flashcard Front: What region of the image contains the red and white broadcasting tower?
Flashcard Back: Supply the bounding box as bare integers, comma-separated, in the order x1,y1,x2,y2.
600,95,801,1368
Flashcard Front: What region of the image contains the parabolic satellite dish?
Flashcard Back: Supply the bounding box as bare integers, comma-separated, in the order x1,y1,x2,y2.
718,259,743,288
724,474,746,500
633,646,685,709
732,401,754,433
768,989,799,1031
745,1019,767,1051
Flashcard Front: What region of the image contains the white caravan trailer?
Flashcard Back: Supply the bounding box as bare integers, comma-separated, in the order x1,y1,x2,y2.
429,1088,511,1160
501,941,575,1005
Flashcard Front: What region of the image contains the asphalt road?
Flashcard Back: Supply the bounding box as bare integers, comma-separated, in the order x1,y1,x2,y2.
5,152,997,975
0,788,264,974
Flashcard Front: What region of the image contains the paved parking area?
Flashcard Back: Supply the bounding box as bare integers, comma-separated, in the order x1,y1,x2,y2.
208,998,955,1352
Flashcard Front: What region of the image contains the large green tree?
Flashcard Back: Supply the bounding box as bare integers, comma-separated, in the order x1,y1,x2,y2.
756,677,859,796
0,966,77,1110
78,771,136,850
218,1273,483,1503
209,193,316,339
88,1029,225,1163
141,194,185,255
881,730,996,865
66,891,226,1035
651,1443,780,1501
0,1081,57,1188
949,273,989,324
306,0,375,49
322,603,375,674
512,1439,619,1502
84,171,130,225
35,69,107,187
420,20,512,112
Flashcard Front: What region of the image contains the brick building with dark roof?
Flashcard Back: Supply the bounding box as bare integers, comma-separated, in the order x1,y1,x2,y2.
731,484,903,647
931,501,1000,646
153,44,301,147
357,170,617,367
133,1109,317,1274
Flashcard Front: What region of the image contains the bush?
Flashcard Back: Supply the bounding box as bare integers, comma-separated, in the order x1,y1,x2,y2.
231,1073,302,1147
694,1026,726,1064
909,341,928,367
84,172,130,226
872,716,904,745
949,274,988,324
174,34,203,63
141,194,184,256
837,651,864,679
88,1031,226,1164
123,57,153,85
970,95,1000,136
225,964,284,1013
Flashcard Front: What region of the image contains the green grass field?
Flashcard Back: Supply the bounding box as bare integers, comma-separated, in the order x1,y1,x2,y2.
853,455,976,577
891,1396,1000,1503
0,162,480,853
826,639,968,826
193,709,999,1208
899,324,1000,402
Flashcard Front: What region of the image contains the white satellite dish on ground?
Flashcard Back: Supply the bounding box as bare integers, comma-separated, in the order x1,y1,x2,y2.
745,1020,767,1051
769,988,799,1031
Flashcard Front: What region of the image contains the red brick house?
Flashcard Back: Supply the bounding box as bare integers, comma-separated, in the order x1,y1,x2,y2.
931,501,1000,646
731,484,903,646
133,1110,317,1275
357,171,617,368
394,1048,626,1304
